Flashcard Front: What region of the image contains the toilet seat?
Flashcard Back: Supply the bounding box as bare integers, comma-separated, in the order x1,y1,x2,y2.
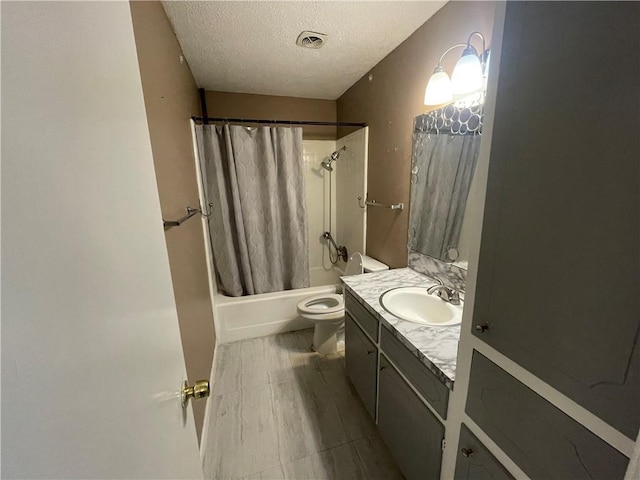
297,252,388,354
297,293,344,317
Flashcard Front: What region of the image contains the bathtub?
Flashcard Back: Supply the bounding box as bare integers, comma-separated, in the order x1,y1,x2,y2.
214,282,343,344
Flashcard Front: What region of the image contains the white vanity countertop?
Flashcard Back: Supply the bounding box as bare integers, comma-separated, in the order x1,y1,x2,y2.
341,267,460,389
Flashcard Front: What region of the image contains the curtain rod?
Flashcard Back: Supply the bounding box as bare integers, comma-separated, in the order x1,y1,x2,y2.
191,116,366,128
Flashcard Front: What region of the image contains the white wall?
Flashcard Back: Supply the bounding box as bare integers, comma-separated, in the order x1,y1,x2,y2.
336,128,368,264
303,140,341,286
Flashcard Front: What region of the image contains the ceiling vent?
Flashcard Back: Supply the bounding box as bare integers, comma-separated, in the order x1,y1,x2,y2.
296,31,327,49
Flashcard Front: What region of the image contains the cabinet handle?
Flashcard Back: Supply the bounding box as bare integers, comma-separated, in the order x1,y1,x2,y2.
475,323,489,334
461,448,474,458
366,349,374,355
379,365,386,371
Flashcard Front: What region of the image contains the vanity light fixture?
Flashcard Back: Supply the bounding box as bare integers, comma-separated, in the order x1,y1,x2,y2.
424,31,488,106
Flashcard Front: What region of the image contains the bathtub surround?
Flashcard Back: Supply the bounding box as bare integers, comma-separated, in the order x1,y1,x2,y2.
337,1,496,268
196,125,309,296
303,140,341,287
336,128,369,268
202,329,403,479
130,0,215,441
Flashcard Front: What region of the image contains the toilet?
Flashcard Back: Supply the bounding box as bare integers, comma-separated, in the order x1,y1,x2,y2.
297,252,389,354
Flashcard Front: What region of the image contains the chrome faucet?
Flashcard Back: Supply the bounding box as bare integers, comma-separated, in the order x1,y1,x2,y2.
427,277,461,305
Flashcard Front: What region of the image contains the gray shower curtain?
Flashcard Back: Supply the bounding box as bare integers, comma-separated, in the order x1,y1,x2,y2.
412,133,481,260
195,124,310,296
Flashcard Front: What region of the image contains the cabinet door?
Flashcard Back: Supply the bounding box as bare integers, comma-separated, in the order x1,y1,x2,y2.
345,313,377,418
454,424,514,480
466,351,628,479
378,355,444,480
380,326,449,419
472,1,640,438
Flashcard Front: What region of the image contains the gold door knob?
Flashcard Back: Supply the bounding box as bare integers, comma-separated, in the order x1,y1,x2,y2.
181,380,210,408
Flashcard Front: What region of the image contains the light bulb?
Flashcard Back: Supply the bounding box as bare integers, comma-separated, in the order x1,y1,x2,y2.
451,47,483,96
424,66,453,106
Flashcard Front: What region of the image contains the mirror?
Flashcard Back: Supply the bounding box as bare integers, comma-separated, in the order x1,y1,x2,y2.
408,102,484,269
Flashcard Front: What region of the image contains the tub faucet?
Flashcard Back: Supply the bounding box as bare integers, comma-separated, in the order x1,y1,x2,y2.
427,278,461,305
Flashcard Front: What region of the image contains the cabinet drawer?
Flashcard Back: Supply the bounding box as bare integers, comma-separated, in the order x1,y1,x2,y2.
454,424,514,480
381,326,449,419
378,356,444,480
345,291,378,342
345,313,377,419
466,351,629,479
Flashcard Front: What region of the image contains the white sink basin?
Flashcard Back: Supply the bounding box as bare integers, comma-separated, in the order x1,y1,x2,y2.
379,286,462,326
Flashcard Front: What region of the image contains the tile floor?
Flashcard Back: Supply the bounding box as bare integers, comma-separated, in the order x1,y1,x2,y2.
202,329,403,479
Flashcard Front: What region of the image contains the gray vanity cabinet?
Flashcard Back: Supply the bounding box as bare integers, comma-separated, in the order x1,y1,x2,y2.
344,313,377,419
471,1,640,439
454,424,513,480
344,289,449,479
378,355,444,480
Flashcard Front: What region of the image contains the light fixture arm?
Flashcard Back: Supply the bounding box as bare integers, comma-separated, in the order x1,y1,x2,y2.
437,43,468,66
436,33,487,68
466,31,487,64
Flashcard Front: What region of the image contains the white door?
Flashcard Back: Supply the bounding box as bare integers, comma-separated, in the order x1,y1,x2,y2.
1,3,203,478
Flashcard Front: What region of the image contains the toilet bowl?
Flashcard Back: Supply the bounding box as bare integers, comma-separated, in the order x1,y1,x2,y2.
297,252,389,354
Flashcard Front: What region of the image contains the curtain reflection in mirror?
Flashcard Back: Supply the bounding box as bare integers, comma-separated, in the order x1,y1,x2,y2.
409,103,483,265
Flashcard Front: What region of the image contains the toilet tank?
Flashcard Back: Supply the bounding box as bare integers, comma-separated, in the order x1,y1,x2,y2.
362,255,389,273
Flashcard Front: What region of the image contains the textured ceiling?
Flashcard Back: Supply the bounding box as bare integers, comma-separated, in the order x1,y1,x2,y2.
161,1,447,100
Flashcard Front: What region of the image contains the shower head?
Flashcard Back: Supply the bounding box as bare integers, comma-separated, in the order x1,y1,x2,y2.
321,146,346,172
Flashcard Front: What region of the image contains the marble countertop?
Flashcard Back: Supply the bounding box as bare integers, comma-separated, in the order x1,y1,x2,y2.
341,268,460,389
